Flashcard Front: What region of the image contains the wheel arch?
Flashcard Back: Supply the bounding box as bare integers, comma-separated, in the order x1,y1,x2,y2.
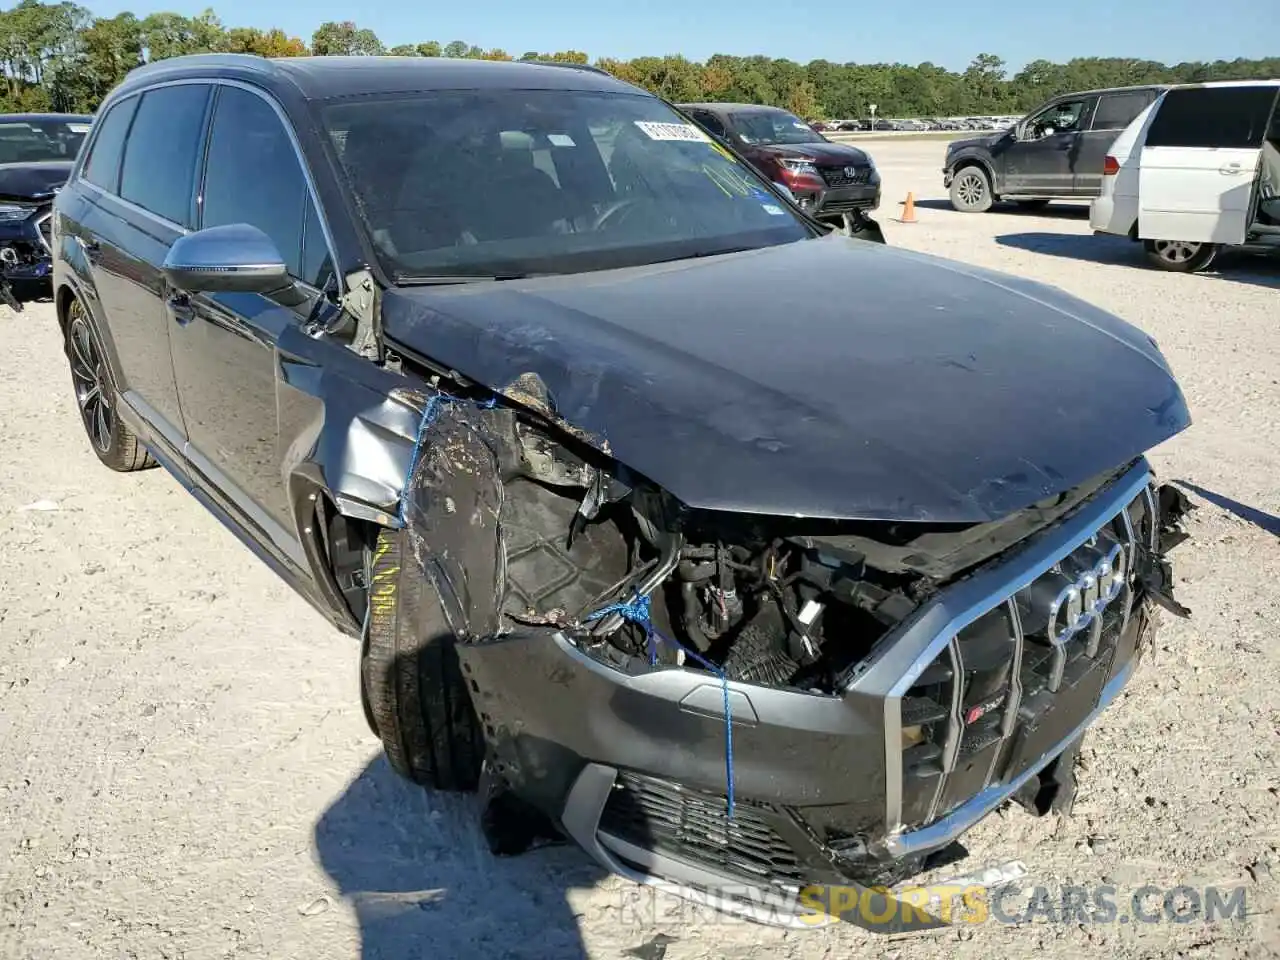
276,357,427,636
950,154,998,194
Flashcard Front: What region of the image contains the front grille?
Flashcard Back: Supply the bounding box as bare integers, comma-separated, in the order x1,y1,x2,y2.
897,482,1157,829
819,165,872,187
598,771,808,888
35,214,51,252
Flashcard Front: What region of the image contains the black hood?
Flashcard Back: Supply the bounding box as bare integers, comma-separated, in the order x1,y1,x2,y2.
0,161,72,202
381,235,1189,524
948,131,1007,154
757,141,872,165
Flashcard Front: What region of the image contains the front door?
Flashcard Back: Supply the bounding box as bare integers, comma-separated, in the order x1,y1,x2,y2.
167,83,337,571
78,84,212,457
1003,96,1095,195
1139,85,1280,244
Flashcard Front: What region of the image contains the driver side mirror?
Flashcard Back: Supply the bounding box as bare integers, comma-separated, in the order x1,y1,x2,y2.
162,223,291,295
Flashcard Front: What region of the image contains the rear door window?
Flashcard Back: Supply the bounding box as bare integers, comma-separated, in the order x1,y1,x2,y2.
1091,92,1152,131
1146,86,1280,149
119,84,212,226
199,85,329,287
82,96,138,192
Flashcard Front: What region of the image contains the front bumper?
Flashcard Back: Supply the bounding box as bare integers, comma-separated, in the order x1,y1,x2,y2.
458,461,1163,926
0,212,53,292
793,182,881,217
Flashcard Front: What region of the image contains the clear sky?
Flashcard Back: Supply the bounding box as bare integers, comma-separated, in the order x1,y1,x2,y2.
79,0,1277,71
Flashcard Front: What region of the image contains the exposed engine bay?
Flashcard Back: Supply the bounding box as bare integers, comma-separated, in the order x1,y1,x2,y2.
396,379,1170,696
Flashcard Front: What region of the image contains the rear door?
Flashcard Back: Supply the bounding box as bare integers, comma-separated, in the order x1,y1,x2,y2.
1138,85,1280,243
167,83,337,571
78,83,213,460
1075,90,1157,195
1003,95,1096,194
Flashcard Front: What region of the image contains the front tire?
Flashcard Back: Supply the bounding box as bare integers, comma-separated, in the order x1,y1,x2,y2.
63,296,155,472
949,166,993,212
1143,239,1219,273
361,526,485,791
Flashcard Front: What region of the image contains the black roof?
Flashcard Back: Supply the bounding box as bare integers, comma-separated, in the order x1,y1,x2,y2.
0,113,93,123
678,102,795,115
117,54,639,101
1044,83,1171,99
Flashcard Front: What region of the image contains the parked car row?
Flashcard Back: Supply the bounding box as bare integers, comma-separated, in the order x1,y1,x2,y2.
813,116,1017,133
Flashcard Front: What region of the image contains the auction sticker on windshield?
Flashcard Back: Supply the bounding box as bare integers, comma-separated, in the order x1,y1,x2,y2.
634,121,712,143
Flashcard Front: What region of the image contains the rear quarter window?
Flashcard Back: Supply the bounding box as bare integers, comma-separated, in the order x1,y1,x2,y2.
82,96,138,192
1146,86,1279,149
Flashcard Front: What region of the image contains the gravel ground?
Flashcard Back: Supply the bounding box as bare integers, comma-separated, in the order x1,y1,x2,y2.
2,139,1278,960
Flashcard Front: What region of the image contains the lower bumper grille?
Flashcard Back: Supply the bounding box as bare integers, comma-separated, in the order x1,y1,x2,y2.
598,771,808,888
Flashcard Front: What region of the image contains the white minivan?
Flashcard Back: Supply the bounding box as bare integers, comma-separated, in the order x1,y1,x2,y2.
1090,80,1280,272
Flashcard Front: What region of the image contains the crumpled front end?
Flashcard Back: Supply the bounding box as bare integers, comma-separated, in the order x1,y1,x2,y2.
392,386,1192,929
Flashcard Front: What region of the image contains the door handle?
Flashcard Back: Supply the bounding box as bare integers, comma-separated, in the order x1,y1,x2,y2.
167,292,195,326
1219,162,1245,175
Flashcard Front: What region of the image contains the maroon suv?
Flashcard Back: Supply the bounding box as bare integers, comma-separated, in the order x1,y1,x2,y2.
679,102,881,223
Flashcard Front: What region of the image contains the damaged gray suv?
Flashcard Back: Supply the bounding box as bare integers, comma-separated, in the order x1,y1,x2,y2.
52,54,1193,928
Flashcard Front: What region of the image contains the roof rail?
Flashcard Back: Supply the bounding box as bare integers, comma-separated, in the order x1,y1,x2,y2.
524,59,611,77
123,53,276,83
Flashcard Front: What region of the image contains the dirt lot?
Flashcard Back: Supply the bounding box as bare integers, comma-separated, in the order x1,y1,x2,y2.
2,139,1279,960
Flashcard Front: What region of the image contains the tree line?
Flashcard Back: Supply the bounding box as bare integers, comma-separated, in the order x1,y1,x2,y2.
2,0,1276,119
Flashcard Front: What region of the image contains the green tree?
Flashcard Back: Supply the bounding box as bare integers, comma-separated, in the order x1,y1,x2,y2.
222,26,306,57
139,9,224,62
2,8,1280,121
311,20,382,56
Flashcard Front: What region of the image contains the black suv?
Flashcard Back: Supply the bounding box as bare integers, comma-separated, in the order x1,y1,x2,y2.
944,85,1167,212
54,54,1192,928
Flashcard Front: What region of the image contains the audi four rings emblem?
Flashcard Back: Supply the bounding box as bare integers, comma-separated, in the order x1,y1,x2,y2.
1044,539,1130,645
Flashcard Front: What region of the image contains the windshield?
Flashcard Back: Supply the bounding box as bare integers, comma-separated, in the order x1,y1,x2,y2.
730,110,826,146
321,90,810,281
0,118,89,164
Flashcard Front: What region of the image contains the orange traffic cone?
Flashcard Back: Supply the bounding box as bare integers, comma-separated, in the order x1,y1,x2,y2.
897,192,917,224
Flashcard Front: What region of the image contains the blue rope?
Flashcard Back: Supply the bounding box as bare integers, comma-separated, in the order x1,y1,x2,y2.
398,392,498,527
585,593,736,818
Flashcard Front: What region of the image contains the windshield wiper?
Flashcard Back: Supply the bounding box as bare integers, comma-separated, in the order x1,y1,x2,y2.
396,273,538,286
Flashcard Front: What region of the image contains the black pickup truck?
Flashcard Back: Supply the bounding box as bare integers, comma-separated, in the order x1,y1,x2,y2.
0,112,92,308
943,85,1166,212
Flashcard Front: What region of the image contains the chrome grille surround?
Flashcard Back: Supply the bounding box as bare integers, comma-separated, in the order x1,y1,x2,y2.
844,460,1156,854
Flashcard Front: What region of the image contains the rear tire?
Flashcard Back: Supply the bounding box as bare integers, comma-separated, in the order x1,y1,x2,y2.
361,526,485,791
63,296,155,472
949,166,993,212
1143,239,1219,273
